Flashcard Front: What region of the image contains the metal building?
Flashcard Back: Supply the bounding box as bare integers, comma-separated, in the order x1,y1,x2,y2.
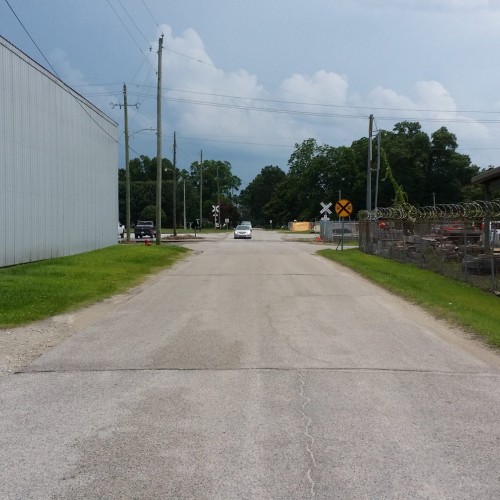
0,36,118,267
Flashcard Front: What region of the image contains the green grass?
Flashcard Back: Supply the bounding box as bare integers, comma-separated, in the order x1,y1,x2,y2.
0,245,189,328
318,249,500,347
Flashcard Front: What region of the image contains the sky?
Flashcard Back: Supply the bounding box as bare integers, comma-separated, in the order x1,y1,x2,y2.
2,0,500,189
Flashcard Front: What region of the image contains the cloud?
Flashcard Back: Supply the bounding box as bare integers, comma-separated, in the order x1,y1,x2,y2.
364,0,497,11
51,48,87,85
123,25,496,174
367,80,490,145
280,71,349,106
50,47,123,122
158,26,357,148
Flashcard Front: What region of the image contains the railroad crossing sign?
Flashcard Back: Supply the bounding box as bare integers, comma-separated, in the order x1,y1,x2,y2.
212,205,219,214
335,199,353,218
320,201,332,219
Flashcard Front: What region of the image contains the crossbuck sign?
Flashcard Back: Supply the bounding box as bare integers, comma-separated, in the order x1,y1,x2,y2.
320,201,332,219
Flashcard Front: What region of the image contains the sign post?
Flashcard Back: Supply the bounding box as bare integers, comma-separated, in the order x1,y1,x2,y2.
212,205,219,228
334,199,353,250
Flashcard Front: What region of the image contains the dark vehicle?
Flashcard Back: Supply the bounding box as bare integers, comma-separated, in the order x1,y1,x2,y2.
135,220,156,239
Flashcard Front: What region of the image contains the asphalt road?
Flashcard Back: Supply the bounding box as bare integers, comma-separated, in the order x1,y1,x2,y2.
2,230,500,499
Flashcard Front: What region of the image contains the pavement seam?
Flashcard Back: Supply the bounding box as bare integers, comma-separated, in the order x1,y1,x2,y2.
14,367,500,375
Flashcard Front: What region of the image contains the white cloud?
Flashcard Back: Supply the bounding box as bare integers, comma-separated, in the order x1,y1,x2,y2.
51,48,86,85
367,80,490,147
129,25,496,172
50,48,124,124
280,71,349,106
364,0,497,11
158,27,356,148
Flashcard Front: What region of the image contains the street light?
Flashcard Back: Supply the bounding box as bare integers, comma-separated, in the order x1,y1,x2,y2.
130,127,156,138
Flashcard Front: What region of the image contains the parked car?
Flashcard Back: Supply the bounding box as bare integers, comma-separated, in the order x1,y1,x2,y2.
234,224,252,239
118,222,125,238
134,220,156,239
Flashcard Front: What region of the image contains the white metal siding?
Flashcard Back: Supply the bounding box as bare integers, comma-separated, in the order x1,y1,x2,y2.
0,37,118,267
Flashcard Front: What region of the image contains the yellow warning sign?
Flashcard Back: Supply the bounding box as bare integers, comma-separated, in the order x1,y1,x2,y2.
335,199,353,218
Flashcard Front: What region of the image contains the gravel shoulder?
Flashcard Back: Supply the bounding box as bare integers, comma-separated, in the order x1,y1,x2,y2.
0,286,142,376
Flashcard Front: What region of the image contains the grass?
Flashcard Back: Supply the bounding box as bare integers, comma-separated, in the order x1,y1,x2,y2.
318,248,500,347
0,244,189,328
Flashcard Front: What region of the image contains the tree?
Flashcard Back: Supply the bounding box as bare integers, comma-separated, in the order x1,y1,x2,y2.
140,205,165,223
430,127,479,204
188,159,241,224
285,139,366,219
118,155,178,226
381,122,430,206
239,165,286,225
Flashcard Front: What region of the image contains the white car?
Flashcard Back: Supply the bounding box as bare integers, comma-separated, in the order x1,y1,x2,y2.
234,224,252,239
118,222,125,238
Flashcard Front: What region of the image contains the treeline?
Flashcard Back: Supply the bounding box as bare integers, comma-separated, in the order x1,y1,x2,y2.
119,121,490,228
118,156,241,227
239,121,485,227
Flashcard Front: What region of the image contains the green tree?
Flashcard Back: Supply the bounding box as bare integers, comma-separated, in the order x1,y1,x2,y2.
140,205,166,223
430,127,479,204
239,165,286,225
188,159,241,224
118,156,176,226
381,122,430,206
285,139,365,219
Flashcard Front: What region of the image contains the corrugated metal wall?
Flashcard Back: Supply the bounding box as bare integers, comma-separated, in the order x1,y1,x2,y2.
0,37,118,267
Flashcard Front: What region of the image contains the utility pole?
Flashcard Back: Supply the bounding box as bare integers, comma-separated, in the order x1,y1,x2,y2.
216,163,220,228
366,114,374,211
374,129,381,211
172,131,177,237
199,150,203,230
124,84,131,242
183,178,186,230
111,85,138,243
155,34,163,245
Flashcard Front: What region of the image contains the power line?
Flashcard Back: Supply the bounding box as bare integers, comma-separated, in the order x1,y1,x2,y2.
4,0,118,143
126,84,500,119
4,0,59,76
72,82,124,88
176,134,293,149
116,0,151,47
105,0,148,56
125,90,500,124
138,0,160,29
164,47,214,67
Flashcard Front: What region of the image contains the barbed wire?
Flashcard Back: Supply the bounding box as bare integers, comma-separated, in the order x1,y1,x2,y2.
360,199,500,221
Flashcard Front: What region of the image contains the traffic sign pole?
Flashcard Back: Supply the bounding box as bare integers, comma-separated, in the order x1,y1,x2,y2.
334,199,353,251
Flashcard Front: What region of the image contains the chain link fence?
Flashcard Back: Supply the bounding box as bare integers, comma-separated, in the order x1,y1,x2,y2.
359,200,500,293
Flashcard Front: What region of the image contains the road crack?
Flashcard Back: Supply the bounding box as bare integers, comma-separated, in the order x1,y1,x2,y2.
299,371,317,498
